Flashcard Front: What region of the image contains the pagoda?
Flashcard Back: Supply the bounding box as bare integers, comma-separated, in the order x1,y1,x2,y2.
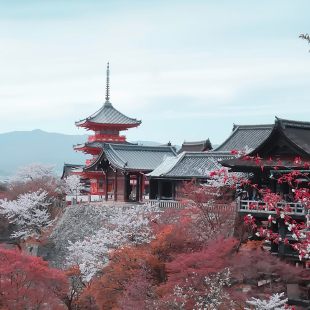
73,63,141,195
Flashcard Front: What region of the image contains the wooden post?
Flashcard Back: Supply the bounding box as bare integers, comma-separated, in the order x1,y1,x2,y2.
105,170,108,202
139,174,143,202
158,180,162,200
136,173,140,202
123,174,127,202
114,170,117,202
172,181,175,200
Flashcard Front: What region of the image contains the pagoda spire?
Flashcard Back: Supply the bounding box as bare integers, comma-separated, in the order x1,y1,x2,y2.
104,62,111,106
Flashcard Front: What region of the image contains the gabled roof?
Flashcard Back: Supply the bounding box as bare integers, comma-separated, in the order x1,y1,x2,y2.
220,117,310,170
61,163,84,179
147,151,235,179
214,124,273,152
274,117,310,155
84,143,178,172
75,103,141,128
177,139,212,154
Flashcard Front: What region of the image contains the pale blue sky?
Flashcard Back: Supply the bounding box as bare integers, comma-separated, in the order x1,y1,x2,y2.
0,0,310,145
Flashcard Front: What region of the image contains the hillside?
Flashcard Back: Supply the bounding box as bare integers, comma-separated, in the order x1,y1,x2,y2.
0,130,90,174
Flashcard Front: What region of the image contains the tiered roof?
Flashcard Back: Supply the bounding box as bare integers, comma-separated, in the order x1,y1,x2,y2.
177,139,212,154
73,140,136,152
75,63,141,130
75,104,141,129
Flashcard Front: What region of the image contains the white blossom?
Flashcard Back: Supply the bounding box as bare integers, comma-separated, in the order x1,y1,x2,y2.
66,204,160,281
63,175,84,196
0,190,53,240
11,162,56,182
245,292,291,310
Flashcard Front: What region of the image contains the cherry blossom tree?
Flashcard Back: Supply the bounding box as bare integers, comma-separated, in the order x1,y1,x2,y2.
245,292,293,310
0,189,53,242
5,162,61,200
63,175,84,200
11,162,56,182
66,204,160,281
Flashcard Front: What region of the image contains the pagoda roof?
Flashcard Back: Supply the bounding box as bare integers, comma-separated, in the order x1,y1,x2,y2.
75,103,141,128
75,63,141,129
73,140,136,150
147,151,235,179
214,124,273,153
178,139,212,154
83,143,178,172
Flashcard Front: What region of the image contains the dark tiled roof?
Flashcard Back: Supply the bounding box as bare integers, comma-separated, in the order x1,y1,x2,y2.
275,117,310,155
148,151,235,178
85,143,177,172
61,163,84,179
75,103,141,127
221,117,310,169
178,139,212,154
74,140,135,149
214,124,273,152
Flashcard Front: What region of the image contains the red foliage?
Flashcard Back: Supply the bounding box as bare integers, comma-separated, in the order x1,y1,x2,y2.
0,246,69,309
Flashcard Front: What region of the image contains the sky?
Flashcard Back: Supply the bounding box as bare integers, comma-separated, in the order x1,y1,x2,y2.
0,0,310,146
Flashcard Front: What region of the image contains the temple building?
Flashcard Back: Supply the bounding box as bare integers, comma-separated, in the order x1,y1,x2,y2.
72,64,177,201
177,139,212,154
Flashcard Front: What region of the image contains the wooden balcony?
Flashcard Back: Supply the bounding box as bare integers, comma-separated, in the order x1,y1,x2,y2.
238,199,307,218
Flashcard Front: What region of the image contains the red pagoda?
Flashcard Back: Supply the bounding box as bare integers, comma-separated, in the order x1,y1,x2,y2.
73,63,141,195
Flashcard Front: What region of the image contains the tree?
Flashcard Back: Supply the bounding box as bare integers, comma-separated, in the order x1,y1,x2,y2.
245,292,293,310
5,162,61,201
11,162,56,182
63,175,84,201
66,204,160,281
0,246,69,309
0,189,53,242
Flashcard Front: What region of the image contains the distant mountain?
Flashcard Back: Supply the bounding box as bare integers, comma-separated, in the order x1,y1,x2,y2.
0,131,214,175
0,131,180,175
0,129,90,174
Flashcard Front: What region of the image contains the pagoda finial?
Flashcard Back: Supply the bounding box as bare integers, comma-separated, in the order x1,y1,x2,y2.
104,62,111,106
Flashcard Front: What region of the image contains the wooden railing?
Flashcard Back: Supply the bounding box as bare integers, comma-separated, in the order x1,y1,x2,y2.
148,199,183,208
238,199,306,216
88,134,126,142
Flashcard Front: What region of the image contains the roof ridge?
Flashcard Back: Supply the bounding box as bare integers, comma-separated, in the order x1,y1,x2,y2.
109,143,177,152
276,117,310,129
234,124,274,129
182,139,210,145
